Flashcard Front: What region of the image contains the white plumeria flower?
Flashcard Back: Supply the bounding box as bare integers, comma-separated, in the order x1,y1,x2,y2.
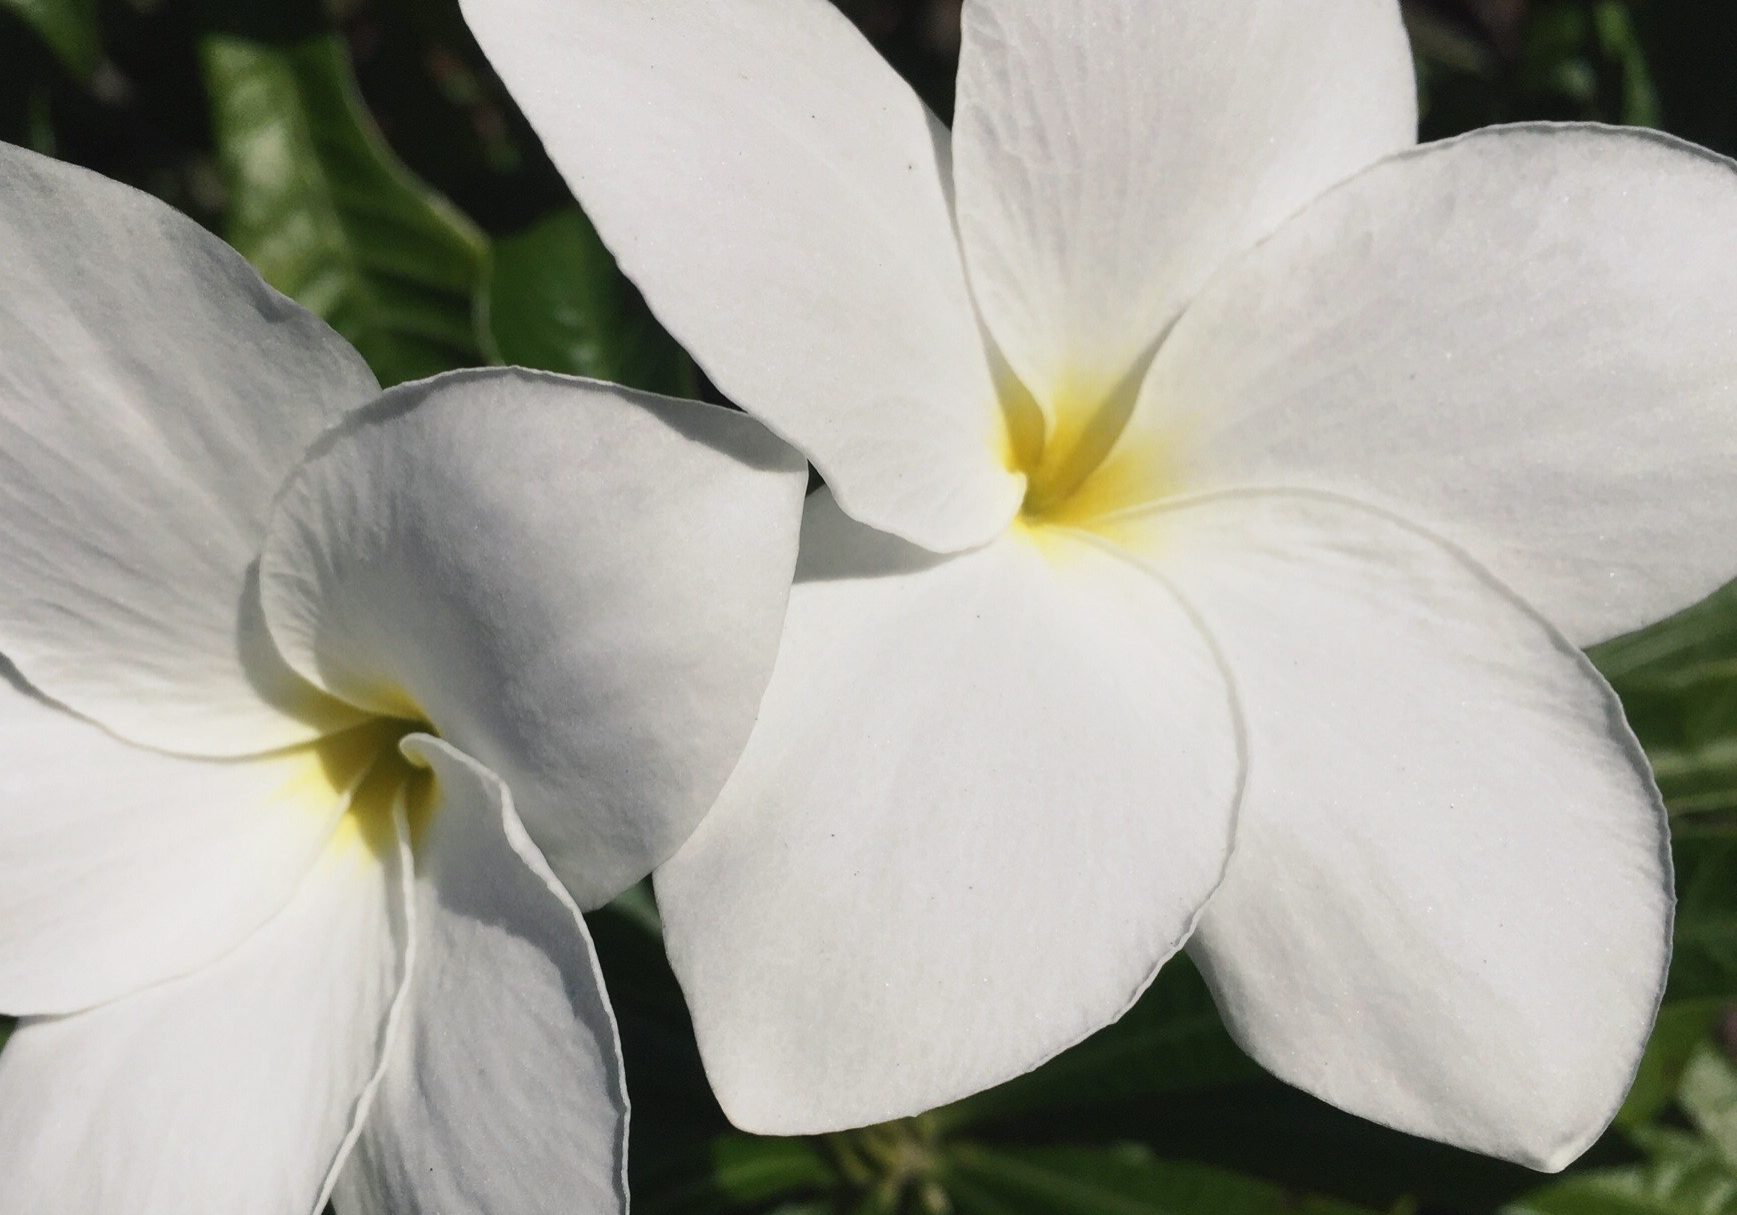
462,0,1737,1171
0,143,806,1213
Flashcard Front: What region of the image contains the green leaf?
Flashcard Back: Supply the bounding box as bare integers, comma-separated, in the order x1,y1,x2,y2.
1517,0,1661,127
606,878,663,938
928,958,1533,1209
638,1136,833,1215
1591,0,1663,126
3,0,98,77
1680,1044,1737,1167
1596,584,1737,1044
1505,1128,1737,1215
942,1146,1380,1215
850,1187,912,1215
934,954,1258,1133
1667,831,1737,1003
200,32,486,387
483,208,695,396
1620,1001,1727,1129
1594,581,1737,822
707,1138,832,1207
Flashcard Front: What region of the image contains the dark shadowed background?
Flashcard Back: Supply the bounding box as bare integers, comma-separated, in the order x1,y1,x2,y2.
5,1,1737,1211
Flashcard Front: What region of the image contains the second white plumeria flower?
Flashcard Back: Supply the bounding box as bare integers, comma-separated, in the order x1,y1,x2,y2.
0,143,806,1213
463,0,1737,1169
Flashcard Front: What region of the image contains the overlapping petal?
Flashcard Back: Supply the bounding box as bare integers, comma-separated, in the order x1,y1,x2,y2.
1118,491,1670,1170
334,739,628,1215
0,819,412,1214
260,368,807,907
952,0,1416,417
0,661,394,1016
0,142,376,755
1114,125,1737,645
458,0,1022,551
655,492,1243,1133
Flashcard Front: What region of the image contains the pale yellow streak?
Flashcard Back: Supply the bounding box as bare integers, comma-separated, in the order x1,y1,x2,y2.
270,718,438,863
1004,370,1180,552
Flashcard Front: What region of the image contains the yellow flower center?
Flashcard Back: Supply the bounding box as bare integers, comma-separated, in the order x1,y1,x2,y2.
286,717,438,861
1001,371,1175,539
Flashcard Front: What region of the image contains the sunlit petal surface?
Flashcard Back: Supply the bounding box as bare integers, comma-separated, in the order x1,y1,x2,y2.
953,0,1416,421
0,662,398,1016
1108,491,1671,1171
259,368,807,907
1120,125,1737,646
0,812,412,1214
656,491,1242,1132
458,0,1023,551
0,143,375,756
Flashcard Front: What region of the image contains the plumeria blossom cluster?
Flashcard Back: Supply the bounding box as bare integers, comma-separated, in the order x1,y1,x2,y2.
462,0,1737,1175
0,145,805,1211
4,0,1737,1209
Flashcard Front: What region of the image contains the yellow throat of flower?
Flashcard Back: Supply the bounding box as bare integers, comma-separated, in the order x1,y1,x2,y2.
283,716,438,862
1002,371,1174,536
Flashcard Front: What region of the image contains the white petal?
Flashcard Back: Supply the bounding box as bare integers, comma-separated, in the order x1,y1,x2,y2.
260,368,807,908
458,0,1021,552
654,491,1242,1133
0,143,376,755
334,738,627,1215
1133,491,1670,1171
0,660,395,1015
0,823,412,1214
952,0,1415,412
1126,125,1737,645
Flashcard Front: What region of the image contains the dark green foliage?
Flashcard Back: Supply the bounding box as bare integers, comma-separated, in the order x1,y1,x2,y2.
5,2,1737,1212
483,209,696,396
201,28,487,385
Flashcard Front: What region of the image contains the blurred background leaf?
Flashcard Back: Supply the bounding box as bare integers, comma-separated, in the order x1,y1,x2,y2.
4,0,97,77
942,1147,1390,1215
933,952,1262,1135
482,208,696,395
9,2,1737,1213
1504,1127,1737,1215
1616,1002,1726,1132
200,13,485,385
1596,584,1737,823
